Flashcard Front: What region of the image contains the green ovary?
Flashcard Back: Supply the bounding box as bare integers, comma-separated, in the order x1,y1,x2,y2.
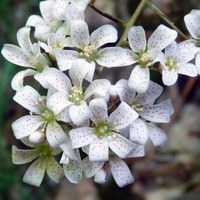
36,143,52,158
69,86,84,106
165,57,180,71
94,120,114,138
79,45,98,62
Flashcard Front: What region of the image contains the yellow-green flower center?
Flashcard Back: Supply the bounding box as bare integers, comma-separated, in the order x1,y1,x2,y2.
94,120,114,138
69,86,84,106
165,57,180,71
79,45,98,62
36,143,52,158
131,101,144,112
136,50,151,67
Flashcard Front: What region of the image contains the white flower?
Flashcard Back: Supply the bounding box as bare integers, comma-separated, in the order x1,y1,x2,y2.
55,20,132,73
12,85,70,148
112,79,173,146
39,60,111,125
1,27,50,91
161,41,198,86
69,98,139,161
12,143,63,187
195,52,200,74
127,25,177,93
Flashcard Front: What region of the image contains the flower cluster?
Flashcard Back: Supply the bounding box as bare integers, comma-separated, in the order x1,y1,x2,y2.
1,0,200,187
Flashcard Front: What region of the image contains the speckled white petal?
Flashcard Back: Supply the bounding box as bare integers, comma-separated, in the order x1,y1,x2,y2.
127,144,145,158
69,59,92,87
26,15,45,26
109,102,138,130
70,20,90,48
46,121,67,148
108,133,135,158
128,65,150,94
91,24,118,48
34,25,52,42
46,92,71,115
148,25,177,51
12,146,38,164
177,49,194,65
13,85,41,113
72,0,91,10
69,127,95,148
11,69,36,91
56,107,71,122
109,157,134,187
23,157,46,187
63,149,82,183
136,81,163,106
178,39,200,55
94,169,107,183
195,52,200,74
129,118,148,145
184,9,200,39
96,47,135,67
114,79,136,103
85,79,111,100
82,157,104,178
162,69,178,86
128,26,146,52
55,50,79,71
65,3,85,21
40,68,71,94
69,102,90,126
60,141,77,160
89,139,109,161
83,61,95,83
1,44,32,67
147,124,167,147
89,98,108,124
141,99,173,123
177,63,198,77
53,0,69,20
40,0,55,24
46,157,64,183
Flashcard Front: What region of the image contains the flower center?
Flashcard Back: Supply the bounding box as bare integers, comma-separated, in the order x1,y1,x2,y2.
79,45,98,62
136,51,151,67
131,101,144,112
69,86,84,105
41,109,55,122
94,120,114,138
36,143,52,158
165,57,180,71
49,42,62,51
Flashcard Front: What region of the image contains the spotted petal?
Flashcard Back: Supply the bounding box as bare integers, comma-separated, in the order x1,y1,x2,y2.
94,169,107,183
53,0,69,20
109,157,134,187
196,52,200,74
162,69,178,86
177,63,198,77
127,144,145,158
12,146,38,164
23,157,46,187
40,0,55,24
91,24,118,48
26,15,46,27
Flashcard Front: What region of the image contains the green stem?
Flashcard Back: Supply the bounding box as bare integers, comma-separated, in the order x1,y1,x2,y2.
89,3,125,27
146,1,188,40
117,0,147,46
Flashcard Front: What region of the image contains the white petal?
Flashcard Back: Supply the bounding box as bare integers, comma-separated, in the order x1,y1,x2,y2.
13,85,41,113
178,63,198,77
69,102,90,126
114,79,136,103
70,20,90,48
196,52,200,74
147,124,167,146
46,92,71,115
128,65,150,94
94,169,107,183
109,157,134,187
162,69,178,86
56,107,71,122
96,47,135,67
63,149,82,184
184,9,200,39
148,25,177,50
89,139,109,161
89,98,108,124
69,127,95,148
129,118,148,145
82,157,104,178
23,157,46,187
46,121,67,148
40,0,55,24
175,45,194,64
1,44,32,67
178,39,200,55
127,144,145,158
128,26,146,52
141,99,174,123
12,146,38,164
60,153,69,164
91,24,118,48
65,3,85,21
53,0,69,20
136,81,163,105
109,101,138,130
85,79,111,99
60,141,77,160
72,0,91,11
108,133,135,158
26,15,45,26
12,115,43,139
11,69,36,91
20,137,35,148
69,59,92,87
55,50,79,71
83,61,95,82
34,25,52,42
46,157,64,183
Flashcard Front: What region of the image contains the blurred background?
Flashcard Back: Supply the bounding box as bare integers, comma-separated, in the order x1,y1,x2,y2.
0,0,200,199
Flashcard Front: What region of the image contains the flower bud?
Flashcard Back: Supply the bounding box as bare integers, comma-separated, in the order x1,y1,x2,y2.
29,130,46,144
